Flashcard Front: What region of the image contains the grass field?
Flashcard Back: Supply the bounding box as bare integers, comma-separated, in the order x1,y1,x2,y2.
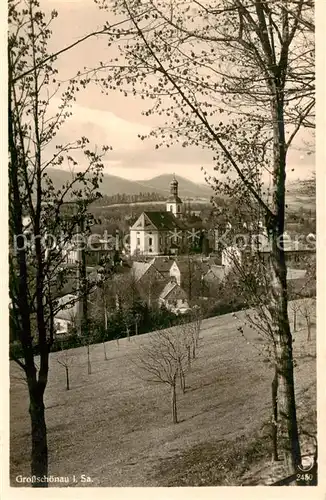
10,301,316,487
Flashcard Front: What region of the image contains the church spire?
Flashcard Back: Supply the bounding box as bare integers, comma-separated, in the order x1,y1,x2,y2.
167,175,182,217
170,174,178,197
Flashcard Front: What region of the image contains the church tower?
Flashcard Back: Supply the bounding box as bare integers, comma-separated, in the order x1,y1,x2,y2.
166,175,182,218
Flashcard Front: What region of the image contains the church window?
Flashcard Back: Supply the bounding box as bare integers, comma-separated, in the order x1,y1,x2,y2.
170,205,173,211
137,238,140,246
149,237,153,245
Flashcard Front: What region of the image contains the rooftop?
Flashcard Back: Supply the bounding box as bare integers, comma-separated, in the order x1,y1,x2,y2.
143,211,186,231
151,257,174,274
159,281,178,300
132,261,152,281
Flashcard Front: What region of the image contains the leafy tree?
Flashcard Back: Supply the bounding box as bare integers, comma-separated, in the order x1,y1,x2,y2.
95,0,314,473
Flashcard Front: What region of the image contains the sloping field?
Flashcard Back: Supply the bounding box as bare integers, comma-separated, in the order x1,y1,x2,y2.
10,303,316,487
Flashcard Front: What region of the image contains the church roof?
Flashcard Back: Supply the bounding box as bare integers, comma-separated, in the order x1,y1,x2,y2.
143,211,186,231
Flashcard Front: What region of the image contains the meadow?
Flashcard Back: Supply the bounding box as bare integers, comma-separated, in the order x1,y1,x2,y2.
10,302,316,487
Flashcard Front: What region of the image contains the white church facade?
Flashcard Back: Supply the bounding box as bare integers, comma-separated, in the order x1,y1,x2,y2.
129,175,270,258
130,176,202,256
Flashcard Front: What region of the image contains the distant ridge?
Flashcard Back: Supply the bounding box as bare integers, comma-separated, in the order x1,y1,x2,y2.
43,169,314,209
45,168,213,199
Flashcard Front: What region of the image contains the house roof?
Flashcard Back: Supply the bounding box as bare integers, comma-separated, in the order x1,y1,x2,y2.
204,265,226,281
143,211,186,231
132,261,152,281
55,294,78,321
56,309,75,322
172,260,192,273
159,281,178,300
151,257,174,274
172,258,206,275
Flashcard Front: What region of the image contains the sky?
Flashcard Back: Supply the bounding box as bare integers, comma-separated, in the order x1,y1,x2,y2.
41,0,315,185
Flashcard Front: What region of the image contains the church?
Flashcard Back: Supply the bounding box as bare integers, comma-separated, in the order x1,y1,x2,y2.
129,176,204,256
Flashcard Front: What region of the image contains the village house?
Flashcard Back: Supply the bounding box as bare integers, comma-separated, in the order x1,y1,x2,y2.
62,230,120,266
54,294,79,336
202,264,226,285
221,239,314,283
158,277,190,314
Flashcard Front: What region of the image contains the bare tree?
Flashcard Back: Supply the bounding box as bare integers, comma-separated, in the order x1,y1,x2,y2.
56,347,73,391
8,1,107,485
299,298,315,342
177,322,193,391
135,327,187,423
81,326,93,375
288,253,316,333
95,0,314,472
191,305,203,349
289,300,301,333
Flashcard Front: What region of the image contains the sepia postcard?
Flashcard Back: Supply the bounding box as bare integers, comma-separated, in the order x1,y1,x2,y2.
2,0,325,498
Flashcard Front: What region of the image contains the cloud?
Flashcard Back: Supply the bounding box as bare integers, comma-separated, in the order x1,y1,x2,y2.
48,98,150,151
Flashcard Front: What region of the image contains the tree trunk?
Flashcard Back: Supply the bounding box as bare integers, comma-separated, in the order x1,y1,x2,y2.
29,386,48,487
270,253,301,472
306,318,311,342
192,341,196,359
65,366,70,391
293,310,297,332
179,363,186,393
103,342,108,360
104,306,108,332
268,94,301,473
87,344,91,374
171,378,178,424
187,345,191,368
271,366,279,462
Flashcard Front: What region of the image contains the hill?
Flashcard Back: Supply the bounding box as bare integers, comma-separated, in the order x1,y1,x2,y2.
10,303,316,487
43,169,314,212
285,179,316,212
138,174,212,198
45,168,212,200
